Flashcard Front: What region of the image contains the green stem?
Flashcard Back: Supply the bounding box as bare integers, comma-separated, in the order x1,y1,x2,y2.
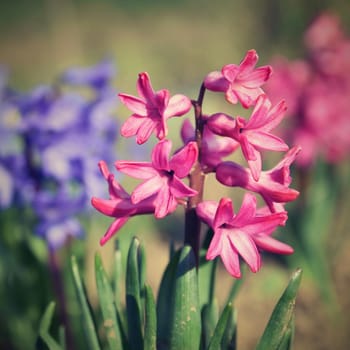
184,83,206,266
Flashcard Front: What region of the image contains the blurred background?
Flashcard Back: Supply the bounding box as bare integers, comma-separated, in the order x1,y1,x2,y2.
1,0,350,349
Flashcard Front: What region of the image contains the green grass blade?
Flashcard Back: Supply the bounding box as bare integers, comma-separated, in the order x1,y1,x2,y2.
221,307,237,350
144,284,157,350
113,240,123,308
126,237,143,350
71,256,101,350
201,299,219,349
38,302,63,350
256,268,302,350
95,253,123,350
169,245,201,350
207,302,233,350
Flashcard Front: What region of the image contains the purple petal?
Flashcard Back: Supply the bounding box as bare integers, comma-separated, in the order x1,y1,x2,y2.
204,71,229,92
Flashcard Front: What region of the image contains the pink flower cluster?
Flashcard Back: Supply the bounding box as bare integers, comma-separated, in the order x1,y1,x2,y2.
92,50,300,277
265,12,350,167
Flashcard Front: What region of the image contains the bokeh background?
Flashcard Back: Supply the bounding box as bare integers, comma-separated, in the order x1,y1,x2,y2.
1,0,350,349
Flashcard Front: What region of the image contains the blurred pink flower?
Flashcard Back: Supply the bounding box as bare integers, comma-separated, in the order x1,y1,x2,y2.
216,146,301,212
207,94,288,180
180,118,238,171
91,161,157,245
204,49,272,108
196,193,291,278
119,72,192,144
116,139,198,218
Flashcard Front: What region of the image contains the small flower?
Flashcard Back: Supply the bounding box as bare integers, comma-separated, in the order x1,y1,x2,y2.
91,161,158,245
119,72,192,144
180,118,238,171
116,139,198,218
204,49,272,108
207,94,289,180
216,146,301,212
196,193,291,278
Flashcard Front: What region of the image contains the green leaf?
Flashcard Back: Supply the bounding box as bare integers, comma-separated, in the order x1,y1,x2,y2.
71,256,101,350
144,284,157,350
38,302,63,350
256,268,302,350
201,299,219,349
126,237,143,350
95,253,123,350
169,245,201,350
156,249,180,349
207,302,233,350
221,307,237,350
113,240,123,308
198,251,217,307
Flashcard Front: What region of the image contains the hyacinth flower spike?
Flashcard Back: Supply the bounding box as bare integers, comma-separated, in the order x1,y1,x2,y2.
115,139,198,219
208,94,289,180
204,49,272,108
119,72,192,144
91,161,158,245
196,193,290,278
216,145,301,213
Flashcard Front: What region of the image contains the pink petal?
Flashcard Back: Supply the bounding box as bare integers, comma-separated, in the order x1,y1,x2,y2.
169,176,197,198
238,49,259,75
261,99,287,131
245,94,272,129
204,71,229,92
91,197,120,217
164,94,192,119
248,131,289,151
216,161,249,188
206,228,225,259
136,72,157,105
240,134,258,161
220,239,242,278
229,231,261,273
154,186,178,218
213,197,234,229
240,66,272,87
170,141,198,178
196,200,219,227
207,113,236,137
152,139,171,171
118,94,147,116
131,176,163,204
222,64,240,82
136,118,157,144
121,114,146,138
233,193,257,225
253,234,294,254
115,161,157,179
247,151,262,182
100,217,129,246
233,85,264,108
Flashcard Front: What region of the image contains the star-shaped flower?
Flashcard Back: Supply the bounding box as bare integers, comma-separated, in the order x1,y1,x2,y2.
204,49,272,108
196,193,291,278
115,139,198,218
207,94,289,180
119,72,192,144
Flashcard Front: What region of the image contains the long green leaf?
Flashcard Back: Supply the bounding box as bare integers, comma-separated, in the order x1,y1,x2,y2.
207,302,233,350
201,299,219,349
169,245,201,350
126,237,143,350
156,249,180,350
95,253,123,350
256,268,302,350
221,307,237,350
38,302,63,350
71,256,101,350
144,284,157,350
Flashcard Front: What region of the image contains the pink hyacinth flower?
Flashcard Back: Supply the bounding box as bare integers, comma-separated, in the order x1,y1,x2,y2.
207,94,289,180
180,118,238,171
216,146,301,212
196,193,292,278
119,72,192,144
116,139,198,218
91,161,158,245
204,49,272,108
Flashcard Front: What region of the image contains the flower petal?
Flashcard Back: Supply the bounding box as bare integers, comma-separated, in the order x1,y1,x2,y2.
131,176,163,203
213,197,234,229
253,234,294,254
206,227,225,259
204,71,229,92
115,161,157,179
169,176,197,198
120,114,145,138
196,200,219,227
154,186,178,218
100,217,129,246
136,72,157,105
170,141,198,178
152,139,171,171
118,93,147,116
164,94,192,119
220,238,242,278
